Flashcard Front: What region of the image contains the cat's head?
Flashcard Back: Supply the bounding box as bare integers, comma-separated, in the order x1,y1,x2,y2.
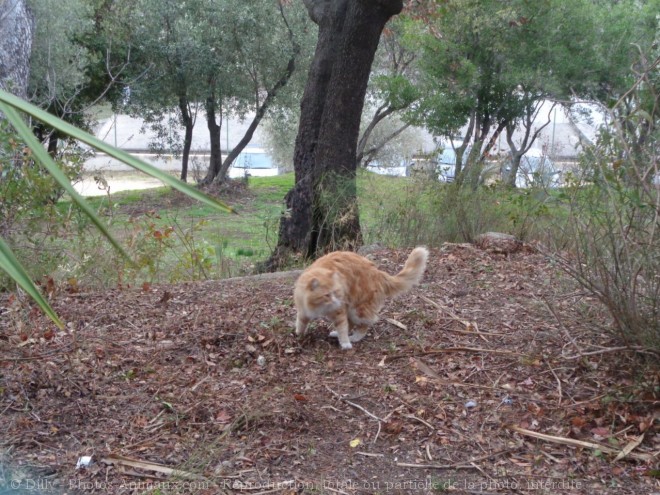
302,269,343,314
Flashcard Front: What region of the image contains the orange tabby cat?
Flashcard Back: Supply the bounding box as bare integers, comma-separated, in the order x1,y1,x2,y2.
294,247,429,349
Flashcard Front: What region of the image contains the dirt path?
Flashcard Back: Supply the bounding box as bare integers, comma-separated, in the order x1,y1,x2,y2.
1,245,657,494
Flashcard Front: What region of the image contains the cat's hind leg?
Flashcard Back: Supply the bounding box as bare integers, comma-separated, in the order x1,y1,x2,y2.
349,325,369,343
296,314,310,337
347,306,377,343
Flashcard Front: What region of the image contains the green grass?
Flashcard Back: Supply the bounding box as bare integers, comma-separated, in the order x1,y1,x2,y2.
112,174,294,281
8,170,569,288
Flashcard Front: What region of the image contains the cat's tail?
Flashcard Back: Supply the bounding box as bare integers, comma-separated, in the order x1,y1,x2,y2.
383,247,429,297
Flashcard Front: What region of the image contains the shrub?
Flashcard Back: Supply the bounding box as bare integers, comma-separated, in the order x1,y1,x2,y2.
0,120,84,291
360,171,563,248
555,57,659,351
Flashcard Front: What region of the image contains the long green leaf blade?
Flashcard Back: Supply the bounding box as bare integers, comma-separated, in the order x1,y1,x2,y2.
0,102,133,261
0,89,234,213
0,238,64,329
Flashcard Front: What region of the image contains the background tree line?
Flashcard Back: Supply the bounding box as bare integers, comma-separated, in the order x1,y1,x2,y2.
2,0,658,251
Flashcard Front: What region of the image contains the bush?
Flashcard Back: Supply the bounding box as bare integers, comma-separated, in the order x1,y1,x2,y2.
555,57,659,350
360,171,563,248
0,120,85,291
0,120,84,236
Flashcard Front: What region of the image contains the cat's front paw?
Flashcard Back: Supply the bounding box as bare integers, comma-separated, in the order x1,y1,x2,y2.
340,341,353,350
328,330,338,338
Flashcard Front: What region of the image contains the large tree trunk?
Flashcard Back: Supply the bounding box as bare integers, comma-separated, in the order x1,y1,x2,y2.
269,0,402,268
0,0,33,100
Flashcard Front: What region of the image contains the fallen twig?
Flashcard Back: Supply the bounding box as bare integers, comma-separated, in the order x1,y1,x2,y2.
404,414,435,430
546,393,609,410
395,449,510,470
544,358,563,407
396,462,477,470
325,385,385,422
507,425,655,462
374,419,382,444
541,298,583,357
615,434,646,462
420,295,492,342
385,318,407,330
191,375,210,392
562,346,659,360
470,461,495,482
412,358,441,379
412,358,519,393
387,347,525,363
323,486,351,495
101,454,203,480
231,480,295,493
442,326,508,337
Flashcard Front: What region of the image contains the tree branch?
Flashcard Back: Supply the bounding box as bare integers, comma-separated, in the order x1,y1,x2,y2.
213,2,300,183
302,0,329,24
360,122,411,166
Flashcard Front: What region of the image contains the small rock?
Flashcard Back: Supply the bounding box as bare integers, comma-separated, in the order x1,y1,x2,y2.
465,400,478,409
474,232,522,254
256,355,266,367
76,456,92,469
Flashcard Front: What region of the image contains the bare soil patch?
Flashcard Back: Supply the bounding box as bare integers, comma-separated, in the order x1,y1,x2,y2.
1,245,658,494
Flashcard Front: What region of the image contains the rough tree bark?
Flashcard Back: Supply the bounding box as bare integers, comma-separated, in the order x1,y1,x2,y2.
268,0,403,268
177,95,194,182
0,0,33,99
205,87,223,182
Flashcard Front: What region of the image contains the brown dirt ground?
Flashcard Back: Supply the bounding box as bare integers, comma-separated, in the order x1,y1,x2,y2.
113,180,253,218
1,244,658,494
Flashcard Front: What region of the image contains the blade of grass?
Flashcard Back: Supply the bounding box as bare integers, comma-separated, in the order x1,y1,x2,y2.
0,89,234,214
0,238,64,329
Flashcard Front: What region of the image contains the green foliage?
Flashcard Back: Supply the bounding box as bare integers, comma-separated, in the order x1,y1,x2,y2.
400,0,647,187
0,89,232,327
359,171,562,247
371,72,419,113
0,121,83,237
112,0,312,172
2,172,293,291
28,0,107,149
586,0,660,104
29,0,95,106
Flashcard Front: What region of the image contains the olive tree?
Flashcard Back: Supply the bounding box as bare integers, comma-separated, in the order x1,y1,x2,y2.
269,0,405,267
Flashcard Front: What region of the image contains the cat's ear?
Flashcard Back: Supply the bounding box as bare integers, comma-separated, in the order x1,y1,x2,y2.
309,278,319,290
